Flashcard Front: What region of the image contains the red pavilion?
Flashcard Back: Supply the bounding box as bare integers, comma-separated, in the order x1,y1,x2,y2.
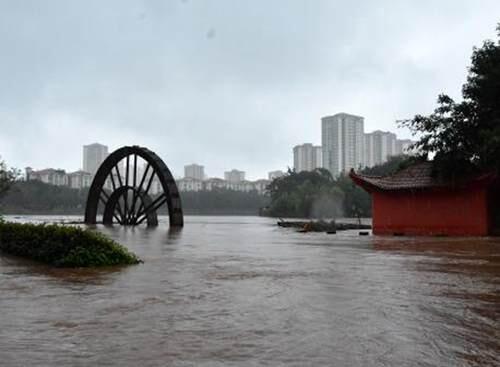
350,162,500,236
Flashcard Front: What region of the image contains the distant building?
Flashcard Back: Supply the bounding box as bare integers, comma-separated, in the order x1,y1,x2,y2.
231,180,255,192
28,168,68,186
68,170,92,189
293,144,322,172
184,164,205,180
204,178,227,191
268,170,285,180
224,169,245,183
83,143,108,176
322,113,364,176
177,178,204,192
364,131,397,167
175,176,270,195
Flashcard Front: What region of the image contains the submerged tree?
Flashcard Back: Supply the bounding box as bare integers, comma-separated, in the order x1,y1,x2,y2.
401,24,500,178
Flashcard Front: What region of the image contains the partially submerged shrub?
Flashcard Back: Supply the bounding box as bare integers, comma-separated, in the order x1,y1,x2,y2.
0,222,141,267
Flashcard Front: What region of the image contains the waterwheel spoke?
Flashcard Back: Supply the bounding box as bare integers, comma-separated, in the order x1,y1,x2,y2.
128,154,139,223
135,202,144,221
123,155,130,223
108,172,125,221
114,164,123,187
102,189,125,223
99,191,122,224
136,193,165,219
135,169,160,224
113,212,123,224
98,194,106,206
113,163,128,223
119,195,127,224
136,193,167,225
109,170,117,191
129,163,151,223
114,202,124,224
144,170,156,195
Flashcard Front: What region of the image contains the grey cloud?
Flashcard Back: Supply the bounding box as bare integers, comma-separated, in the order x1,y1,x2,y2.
1,0,499,178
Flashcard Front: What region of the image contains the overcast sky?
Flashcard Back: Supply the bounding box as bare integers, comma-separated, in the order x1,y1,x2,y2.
1,1,499,179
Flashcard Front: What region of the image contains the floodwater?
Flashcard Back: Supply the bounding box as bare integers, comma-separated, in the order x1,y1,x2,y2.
0,216,499,367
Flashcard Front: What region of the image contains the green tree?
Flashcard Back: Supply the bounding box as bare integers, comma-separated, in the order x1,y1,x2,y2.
361,154,414,176
401,24,500,178
267,169,343,218
0,158,16,199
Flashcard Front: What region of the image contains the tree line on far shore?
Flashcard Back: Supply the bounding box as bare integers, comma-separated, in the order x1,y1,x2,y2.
0,179,270,215
0,155,407,218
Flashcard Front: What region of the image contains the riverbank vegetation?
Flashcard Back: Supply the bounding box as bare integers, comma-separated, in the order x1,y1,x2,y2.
0,221,141,267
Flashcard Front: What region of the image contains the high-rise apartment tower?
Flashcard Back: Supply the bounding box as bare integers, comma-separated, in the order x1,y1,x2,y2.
293,144,322,172
364,131,397,167
321,113,364,176
83,143,109,176
184,164,205,180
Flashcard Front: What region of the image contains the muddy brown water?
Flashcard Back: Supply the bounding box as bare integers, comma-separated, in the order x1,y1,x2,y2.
0,215,499,366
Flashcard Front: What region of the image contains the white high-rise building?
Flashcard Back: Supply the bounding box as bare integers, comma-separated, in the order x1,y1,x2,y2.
224,169,245,183
364,131,397,167
184,164,205,180
293,144,322,172
322,113,364,176
83,143,108,176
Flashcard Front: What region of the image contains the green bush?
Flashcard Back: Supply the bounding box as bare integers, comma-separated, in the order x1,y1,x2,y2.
0,221,141,267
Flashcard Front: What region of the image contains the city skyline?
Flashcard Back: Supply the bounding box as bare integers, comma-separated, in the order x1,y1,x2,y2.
25,110,414,184
13,118,413,180
24,142,275,194
2,2,500,179
293,114,415,176
26,142,277,183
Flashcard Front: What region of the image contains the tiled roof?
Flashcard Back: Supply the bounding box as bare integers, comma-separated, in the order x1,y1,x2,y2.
350,162,495,191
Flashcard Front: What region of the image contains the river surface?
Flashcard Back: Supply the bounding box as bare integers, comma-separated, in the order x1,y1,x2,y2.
0,215,499,366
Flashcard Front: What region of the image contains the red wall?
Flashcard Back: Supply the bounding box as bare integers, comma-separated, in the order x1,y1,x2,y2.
372,187,489,236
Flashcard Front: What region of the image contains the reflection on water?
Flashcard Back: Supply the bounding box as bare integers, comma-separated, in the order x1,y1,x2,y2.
1,215,499,366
